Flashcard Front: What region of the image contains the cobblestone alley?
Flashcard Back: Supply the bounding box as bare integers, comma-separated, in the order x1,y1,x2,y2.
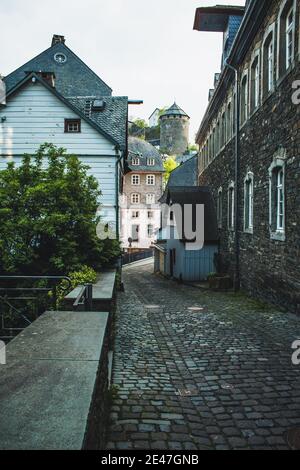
107,260,300,450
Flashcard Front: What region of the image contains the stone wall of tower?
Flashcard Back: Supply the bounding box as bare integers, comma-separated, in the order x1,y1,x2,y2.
160,116,190,156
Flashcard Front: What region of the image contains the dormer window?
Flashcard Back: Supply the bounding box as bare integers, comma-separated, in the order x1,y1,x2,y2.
131,157,140,166
147,158,155,166
65,119,81,133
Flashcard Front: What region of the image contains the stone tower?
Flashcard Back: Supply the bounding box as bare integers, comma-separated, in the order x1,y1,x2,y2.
159,103,190,156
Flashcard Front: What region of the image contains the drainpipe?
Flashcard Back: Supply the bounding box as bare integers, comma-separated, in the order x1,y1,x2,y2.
115,148,124,240
224,59,240,292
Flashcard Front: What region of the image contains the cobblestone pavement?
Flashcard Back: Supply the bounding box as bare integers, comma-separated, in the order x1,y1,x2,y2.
106,261,300,450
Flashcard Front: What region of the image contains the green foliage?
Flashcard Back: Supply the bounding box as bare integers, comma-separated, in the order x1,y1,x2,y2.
133,118,148,129
56,265,97,307
188,143,199,152
0,143,121,276
163,156,179,184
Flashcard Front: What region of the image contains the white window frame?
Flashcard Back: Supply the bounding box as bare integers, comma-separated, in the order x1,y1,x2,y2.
217,187,223,229
277,0,296,78
244,172,254,233
227,101,232,142
146,193,155,205
132,211,139,219
131,157,140,166
131,224,139,242
269,155,286,241
267,40,274,92
147,158,155,166
146,174,156,186
276,169,285,231
250,53,260,113
147,224,154,238
131,193,140,205
240,71,249,125
286,6,294,69
131,174,140,186
228,182,235,230
262,24,276,98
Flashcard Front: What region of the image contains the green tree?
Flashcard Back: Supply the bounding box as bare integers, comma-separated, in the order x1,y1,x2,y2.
163,156,179,184
188,143,199,152
133,118,148,129
0,143,120,275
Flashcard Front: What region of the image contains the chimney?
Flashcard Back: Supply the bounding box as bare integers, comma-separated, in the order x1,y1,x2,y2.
51,35,66,47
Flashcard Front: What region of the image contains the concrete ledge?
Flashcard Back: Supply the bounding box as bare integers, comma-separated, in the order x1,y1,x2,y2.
0,310,109,450
64,269,117,313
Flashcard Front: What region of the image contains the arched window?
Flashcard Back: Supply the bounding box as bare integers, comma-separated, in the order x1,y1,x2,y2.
216,120,220,153
244,172,254,233
217,188,223,229
250,56,260,112
228,182,235,230
221,112,226,147
263,29,275,97
240,74,248,125
278,0,296,77
269,156,286,241
227,102,232,141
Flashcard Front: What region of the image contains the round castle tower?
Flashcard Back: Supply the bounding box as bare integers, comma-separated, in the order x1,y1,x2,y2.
159,103,190,156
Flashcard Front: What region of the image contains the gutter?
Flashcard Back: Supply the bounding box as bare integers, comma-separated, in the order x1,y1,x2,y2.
115,148,124,240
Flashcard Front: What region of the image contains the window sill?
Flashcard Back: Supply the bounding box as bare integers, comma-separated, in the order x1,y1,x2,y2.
249,106,260,119
244,228,253,235
270,231,286,242
262,88,275,106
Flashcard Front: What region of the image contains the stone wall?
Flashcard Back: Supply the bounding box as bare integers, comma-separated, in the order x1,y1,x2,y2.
160,116,190,156
198,0,300,313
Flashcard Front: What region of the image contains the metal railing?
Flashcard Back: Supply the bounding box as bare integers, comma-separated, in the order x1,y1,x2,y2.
0,276,72,341
122,249,154,266
73,284,93,312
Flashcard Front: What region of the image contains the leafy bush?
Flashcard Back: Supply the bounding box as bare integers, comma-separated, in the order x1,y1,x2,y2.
55,265,98,307
0,143,121,275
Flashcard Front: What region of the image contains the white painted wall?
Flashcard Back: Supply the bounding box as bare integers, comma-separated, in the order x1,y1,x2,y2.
0,81,119,226
149,109,160,128
120,204,161,250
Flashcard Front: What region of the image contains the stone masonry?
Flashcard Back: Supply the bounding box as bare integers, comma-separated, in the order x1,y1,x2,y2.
198,0,300,313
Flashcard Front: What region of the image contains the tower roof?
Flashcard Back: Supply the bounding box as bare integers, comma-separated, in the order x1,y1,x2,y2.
160,102,190,119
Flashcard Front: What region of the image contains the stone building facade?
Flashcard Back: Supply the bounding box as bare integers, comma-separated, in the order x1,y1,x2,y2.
121,137,164,250
160,103,190,156
194,0,300,312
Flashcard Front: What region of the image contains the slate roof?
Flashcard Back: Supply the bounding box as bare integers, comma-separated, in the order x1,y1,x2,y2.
69,96,128,150
4,42,112,97
164,186,219,243
127,137,164,172
168,156,198,187
223,15,244,64
160,102,190,119
3,38,128,150
5,72,126,149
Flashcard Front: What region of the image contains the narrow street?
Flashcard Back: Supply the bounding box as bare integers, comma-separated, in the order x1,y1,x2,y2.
107,260,300,450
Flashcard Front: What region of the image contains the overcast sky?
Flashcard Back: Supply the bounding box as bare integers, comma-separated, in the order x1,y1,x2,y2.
1,0,245,142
